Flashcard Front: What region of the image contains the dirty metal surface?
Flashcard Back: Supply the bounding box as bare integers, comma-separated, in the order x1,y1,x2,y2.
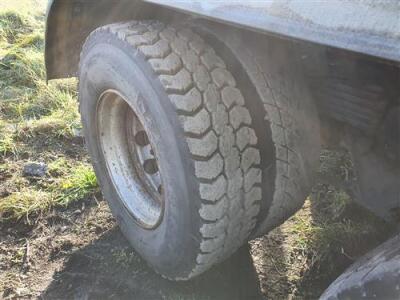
145,0,400,63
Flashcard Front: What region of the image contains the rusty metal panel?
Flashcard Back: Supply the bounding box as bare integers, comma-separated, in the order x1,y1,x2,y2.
145,0,400,62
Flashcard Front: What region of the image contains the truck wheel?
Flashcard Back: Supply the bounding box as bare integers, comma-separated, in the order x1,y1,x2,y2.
78,20,262,280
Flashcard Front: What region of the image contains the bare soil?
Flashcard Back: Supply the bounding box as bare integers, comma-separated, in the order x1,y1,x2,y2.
1,176,392,299
1,195,263,300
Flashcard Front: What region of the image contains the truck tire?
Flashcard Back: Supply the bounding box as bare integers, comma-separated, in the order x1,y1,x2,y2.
78,20,262,280
192,24,321,237
321,234,400,300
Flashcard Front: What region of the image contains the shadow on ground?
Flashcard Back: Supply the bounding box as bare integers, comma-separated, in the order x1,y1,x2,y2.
40,227,263,300
250,228,289,299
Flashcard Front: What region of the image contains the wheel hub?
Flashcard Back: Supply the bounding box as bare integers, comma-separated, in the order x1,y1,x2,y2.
97,90,164,229
127,110,163,199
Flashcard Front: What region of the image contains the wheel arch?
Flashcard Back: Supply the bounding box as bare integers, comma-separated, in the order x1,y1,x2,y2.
46,0,170,80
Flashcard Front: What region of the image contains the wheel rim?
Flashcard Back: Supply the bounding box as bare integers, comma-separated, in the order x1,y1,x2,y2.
97,90,164,229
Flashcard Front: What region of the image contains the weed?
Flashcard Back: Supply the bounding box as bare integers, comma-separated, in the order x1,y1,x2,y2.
55,164,98,206
10,247,25,265
0,131,15,156
0,188,53,221
0,121,17,156
48,157,69,177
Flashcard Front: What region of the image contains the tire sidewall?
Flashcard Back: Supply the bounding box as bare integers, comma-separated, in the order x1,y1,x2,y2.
79,31,201,278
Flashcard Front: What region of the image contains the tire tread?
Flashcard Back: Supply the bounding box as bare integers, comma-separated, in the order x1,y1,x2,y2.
90,20,262,279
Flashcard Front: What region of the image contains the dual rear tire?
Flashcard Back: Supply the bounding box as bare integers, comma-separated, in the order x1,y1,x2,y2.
79,20,320,280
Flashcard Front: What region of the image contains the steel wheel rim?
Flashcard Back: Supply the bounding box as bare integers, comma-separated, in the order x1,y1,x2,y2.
97,90,164,229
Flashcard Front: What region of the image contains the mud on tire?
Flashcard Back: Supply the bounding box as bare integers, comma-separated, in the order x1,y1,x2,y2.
78,20,262,279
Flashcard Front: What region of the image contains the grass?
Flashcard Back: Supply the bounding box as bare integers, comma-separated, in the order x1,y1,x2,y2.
0,0,46,16
268,150,392,297
55,164,98,206
0,9,96,223
0,189,53,221
0,11,32,44
250,147,392,298
111,247,139,268
0,164,98,221
0,122,16,155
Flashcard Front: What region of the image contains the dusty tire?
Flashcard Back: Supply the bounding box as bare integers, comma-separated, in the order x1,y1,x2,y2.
78,21,262,280
193,24,321,237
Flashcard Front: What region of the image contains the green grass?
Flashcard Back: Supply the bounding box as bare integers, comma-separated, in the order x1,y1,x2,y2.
0,11,32,44
0,121,16,155
1,48,44,87
247,149,394,299
0,8,97,223
0,189,53,221
48,157,69,176
0,164,98,221
55,164,98,206
277,151,393,297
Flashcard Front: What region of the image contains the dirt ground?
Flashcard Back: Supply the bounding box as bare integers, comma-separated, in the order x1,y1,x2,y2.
0,147,393,300
1,198,261,300
1,180,392,299
0,1,395,299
